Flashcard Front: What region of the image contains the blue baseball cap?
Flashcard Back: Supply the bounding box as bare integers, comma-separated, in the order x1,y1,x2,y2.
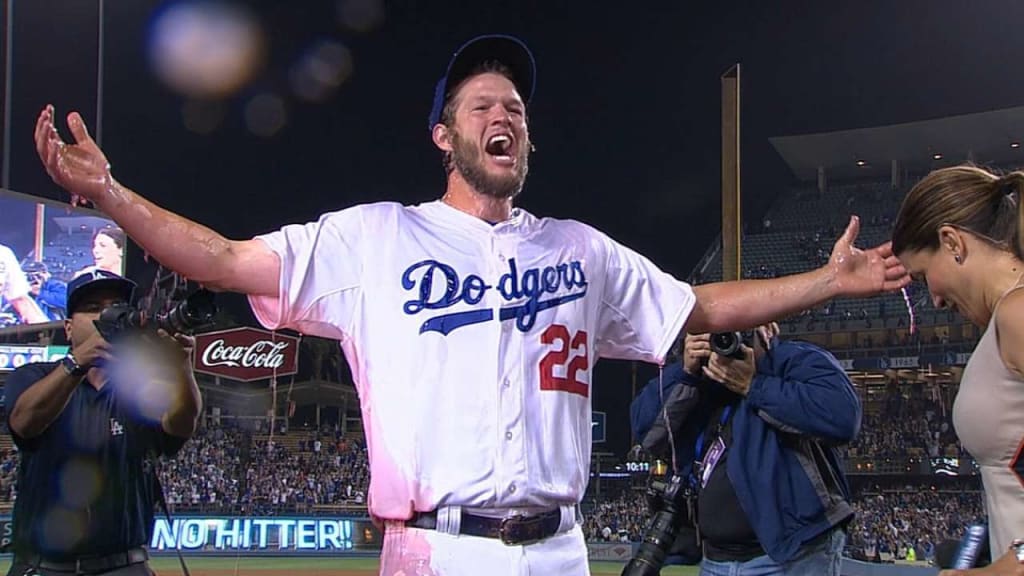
427,34,536,132
66,269,136,316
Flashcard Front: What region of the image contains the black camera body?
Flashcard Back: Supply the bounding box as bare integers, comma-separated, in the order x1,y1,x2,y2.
93,288,217,342
621,474,698,576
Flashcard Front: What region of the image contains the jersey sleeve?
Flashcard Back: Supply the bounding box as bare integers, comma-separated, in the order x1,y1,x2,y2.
247,204,391,340
594,232,695,365
0,245,29,301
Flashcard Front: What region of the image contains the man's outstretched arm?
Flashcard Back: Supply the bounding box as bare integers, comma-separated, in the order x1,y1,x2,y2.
687,215,909,334
34,105,279,295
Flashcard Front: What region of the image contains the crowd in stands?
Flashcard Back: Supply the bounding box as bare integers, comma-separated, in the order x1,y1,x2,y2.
846,382,963,461
579,479,984,562
581,490,649,543
0,419,370,514
159,421,370,512
846,483,985,564
241,433,369,513
161,425,246,507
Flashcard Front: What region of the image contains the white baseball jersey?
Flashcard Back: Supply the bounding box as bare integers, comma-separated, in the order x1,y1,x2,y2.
249,200,695,520
0,244,30,302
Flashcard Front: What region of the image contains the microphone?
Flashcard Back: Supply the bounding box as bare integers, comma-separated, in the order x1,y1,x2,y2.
953,524,989,570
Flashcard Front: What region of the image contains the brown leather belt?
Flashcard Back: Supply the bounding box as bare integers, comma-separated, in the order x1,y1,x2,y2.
406,508,563,546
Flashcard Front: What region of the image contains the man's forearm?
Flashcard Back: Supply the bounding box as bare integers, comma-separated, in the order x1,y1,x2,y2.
9,367,82,438
95,180,238,289
689,267,837,333
162,370,202,438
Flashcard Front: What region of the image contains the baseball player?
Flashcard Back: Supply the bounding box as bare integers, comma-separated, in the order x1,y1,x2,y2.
0,243,48,325
34,35,908,576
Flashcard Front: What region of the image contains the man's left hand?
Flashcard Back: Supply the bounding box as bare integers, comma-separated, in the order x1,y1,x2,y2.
153,329,195,370
828,215,910,297
702,346,755,396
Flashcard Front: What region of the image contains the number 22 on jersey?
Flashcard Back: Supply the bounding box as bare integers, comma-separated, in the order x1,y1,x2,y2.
538,324,589,397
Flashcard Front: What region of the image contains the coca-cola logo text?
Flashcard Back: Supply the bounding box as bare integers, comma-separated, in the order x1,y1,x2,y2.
193,327,299,382
201,339,289,370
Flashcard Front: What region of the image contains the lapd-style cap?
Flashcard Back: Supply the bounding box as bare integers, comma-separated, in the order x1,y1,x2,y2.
427,34,536,131
66,269,137,316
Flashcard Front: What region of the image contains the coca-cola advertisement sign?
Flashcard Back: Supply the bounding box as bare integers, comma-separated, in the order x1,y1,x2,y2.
193,327,299,382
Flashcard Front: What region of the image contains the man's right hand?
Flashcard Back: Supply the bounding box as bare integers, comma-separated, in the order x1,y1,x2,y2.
69,331,112,372
34,105,113,206
33,104,281,297
682,333,711,376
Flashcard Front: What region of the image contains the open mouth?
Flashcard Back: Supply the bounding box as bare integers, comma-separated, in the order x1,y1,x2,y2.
485,134,515,165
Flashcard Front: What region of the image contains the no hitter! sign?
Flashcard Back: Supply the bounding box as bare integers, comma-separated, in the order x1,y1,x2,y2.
193,327,299,382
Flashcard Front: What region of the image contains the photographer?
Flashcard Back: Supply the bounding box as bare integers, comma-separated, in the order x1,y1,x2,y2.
629,324,859,576
21,261,67,321
3,270,201,576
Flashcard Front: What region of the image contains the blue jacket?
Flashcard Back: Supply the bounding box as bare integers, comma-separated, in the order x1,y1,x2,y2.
630,339,860,564
34,279,67,320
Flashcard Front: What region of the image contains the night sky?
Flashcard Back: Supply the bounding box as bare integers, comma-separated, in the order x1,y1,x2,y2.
4,0,1024,455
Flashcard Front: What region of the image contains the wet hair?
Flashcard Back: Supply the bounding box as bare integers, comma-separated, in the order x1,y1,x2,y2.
438,60,518,175
94,226,125,249
892,164,1024,260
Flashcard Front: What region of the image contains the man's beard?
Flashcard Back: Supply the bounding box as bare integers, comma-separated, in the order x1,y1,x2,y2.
450,130,529,200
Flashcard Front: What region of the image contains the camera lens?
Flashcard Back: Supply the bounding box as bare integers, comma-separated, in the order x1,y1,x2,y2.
157,289,217,334
710,332,744,358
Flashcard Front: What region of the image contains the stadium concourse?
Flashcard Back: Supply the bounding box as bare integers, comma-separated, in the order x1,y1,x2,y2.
2,106,1020,573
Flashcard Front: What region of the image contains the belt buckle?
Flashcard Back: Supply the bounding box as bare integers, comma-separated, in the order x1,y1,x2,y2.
499,515,546,546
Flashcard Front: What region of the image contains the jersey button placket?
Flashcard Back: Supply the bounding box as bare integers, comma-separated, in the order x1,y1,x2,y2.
495,234,526,504
492,241,512,502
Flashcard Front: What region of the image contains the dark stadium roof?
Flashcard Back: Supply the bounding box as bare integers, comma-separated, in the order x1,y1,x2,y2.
770,106,1024,181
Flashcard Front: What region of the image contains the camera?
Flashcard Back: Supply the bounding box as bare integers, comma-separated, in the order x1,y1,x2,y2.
621,474,696,576
93,288,217,342
710,331,748,359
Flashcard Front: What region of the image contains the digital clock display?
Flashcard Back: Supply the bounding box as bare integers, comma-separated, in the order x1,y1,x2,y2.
625,461,650,473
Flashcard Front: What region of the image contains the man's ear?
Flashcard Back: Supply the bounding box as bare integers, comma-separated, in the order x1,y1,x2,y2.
432,123,453,153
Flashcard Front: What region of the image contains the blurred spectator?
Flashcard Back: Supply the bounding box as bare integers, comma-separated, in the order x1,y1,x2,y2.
20,261,67,320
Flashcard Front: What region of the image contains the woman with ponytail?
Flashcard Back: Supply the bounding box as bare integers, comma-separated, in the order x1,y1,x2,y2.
892,165,1024,573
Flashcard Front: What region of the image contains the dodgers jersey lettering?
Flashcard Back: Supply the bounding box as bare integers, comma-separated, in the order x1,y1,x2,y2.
249,200,695,519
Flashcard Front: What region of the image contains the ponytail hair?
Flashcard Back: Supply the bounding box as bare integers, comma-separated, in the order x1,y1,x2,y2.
996,171,1024,260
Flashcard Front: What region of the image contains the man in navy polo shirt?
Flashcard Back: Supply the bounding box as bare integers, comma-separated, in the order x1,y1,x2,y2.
4,270,202,576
